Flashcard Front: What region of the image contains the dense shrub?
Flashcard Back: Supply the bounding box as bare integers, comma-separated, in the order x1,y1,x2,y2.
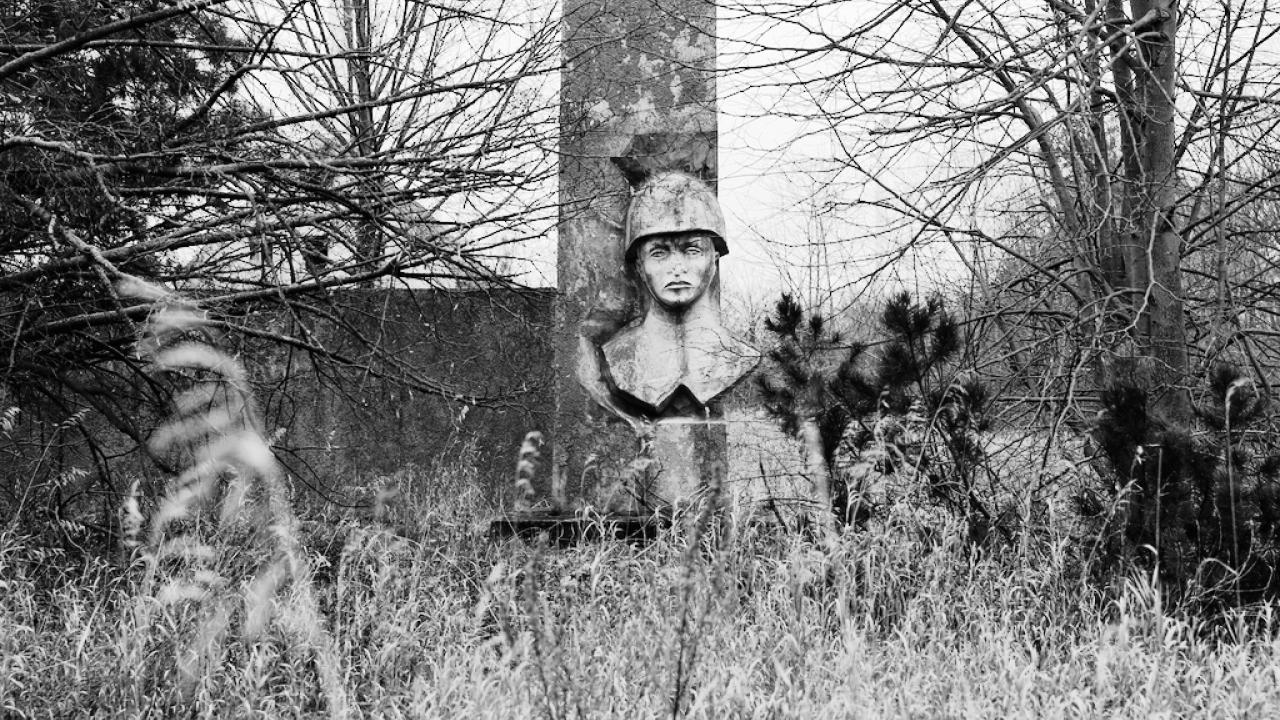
1083,361,1280,604
757,292,994,540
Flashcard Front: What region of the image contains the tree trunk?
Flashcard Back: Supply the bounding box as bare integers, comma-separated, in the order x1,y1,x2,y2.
1128,0,1190,422
346,0,383,273
799,416,837,540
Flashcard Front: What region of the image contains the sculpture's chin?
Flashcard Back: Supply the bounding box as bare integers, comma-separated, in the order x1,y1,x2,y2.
654,297,695,312
652,285,708,312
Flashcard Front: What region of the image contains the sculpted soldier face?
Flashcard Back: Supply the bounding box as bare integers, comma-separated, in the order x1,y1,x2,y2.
636,232,718,312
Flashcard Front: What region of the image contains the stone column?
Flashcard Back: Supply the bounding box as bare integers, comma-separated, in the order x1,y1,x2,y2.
552,0,718,508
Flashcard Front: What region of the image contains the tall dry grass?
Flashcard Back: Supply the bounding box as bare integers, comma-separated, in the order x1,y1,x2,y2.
3,281,1280,718
4,471,1280,718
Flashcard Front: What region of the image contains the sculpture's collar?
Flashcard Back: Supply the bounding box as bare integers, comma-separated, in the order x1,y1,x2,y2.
602,309,758,417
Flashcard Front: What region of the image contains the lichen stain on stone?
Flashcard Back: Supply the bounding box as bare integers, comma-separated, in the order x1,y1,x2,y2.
671,27,710,64
560,216,624,297
634,51,663,83
625,92,660,129
587,100,612,125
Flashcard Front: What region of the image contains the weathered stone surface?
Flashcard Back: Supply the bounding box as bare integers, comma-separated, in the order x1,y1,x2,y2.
602,314,757,417
554,0,718,507
587,172,758,423
724,413,819,518
270,289,554,497
645,418,728,504
2,288,556,514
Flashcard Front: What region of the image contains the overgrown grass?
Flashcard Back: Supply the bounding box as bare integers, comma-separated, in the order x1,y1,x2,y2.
3,464,1280,719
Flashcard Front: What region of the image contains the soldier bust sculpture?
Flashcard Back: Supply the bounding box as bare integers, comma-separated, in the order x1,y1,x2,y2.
591,171,758,420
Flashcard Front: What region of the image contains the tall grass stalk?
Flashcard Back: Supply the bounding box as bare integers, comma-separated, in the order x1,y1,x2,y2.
117,278,349,718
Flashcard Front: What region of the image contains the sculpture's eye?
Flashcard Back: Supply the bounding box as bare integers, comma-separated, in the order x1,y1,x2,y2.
647,245,669,259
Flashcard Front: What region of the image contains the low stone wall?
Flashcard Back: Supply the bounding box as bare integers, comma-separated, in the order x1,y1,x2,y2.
1,288,556,524
247,288,555,503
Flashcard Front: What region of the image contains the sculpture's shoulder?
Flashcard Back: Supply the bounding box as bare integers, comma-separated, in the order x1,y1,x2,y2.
601,322,643,369
684,334,760,404
601,323,680,412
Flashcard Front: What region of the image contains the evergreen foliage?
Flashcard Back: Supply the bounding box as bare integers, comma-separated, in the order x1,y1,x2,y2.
1,1,255,251
758,291,993,538
1085,362,1280,603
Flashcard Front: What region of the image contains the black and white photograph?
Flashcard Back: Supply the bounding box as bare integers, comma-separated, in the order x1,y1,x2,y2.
3,0,1280,716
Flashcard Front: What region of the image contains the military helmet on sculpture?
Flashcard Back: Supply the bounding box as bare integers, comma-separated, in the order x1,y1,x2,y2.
624,171,728,262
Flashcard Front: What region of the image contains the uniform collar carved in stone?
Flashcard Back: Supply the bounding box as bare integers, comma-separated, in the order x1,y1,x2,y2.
602,312,758,417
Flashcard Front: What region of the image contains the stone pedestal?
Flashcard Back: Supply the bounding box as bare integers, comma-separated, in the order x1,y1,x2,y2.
641,418,728,506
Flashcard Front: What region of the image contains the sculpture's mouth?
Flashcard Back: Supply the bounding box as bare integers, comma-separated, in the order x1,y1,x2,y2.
665,281,693,290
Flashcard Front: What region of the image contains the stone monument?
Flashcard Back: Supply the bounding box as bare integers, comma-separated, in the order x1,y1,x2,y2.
499,0,802,530
577,171,758,506
601,172,756,418
552,0,723,509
